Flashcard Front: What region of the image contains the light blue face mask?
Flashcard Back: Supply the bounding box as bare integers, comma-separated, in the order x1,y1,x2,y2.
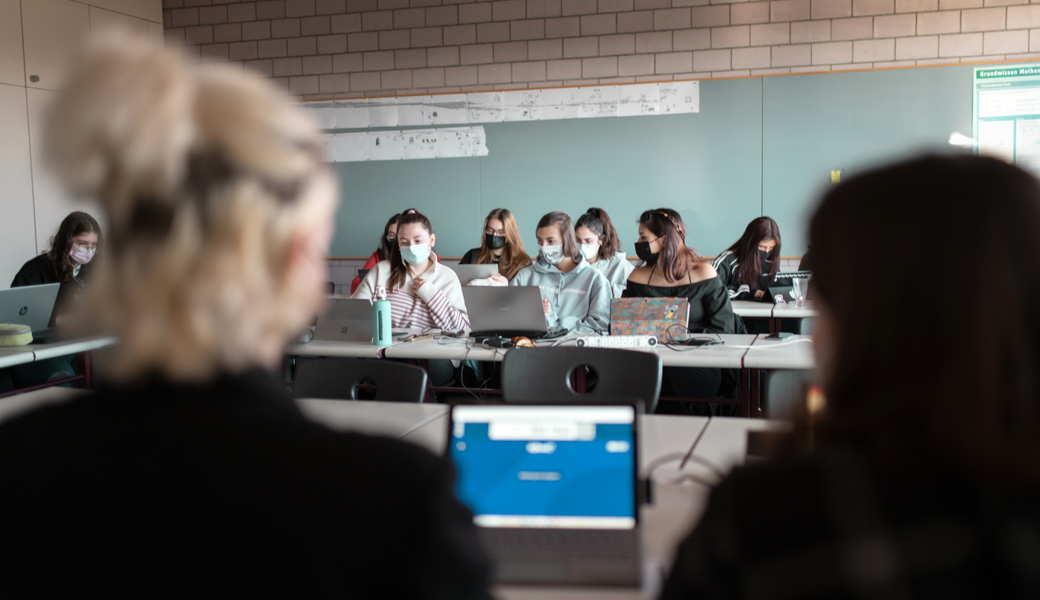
400,243,432,265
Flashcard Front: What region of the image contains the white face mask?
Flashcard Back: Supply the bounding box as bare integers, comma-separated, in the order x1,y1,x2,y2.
400,243,431,266
70,246,95,265
539,244,564,265
580,243,599,261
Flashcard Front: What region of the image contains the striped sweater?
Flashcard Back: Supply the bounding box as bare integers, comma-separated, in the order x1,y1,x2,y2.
351,257,470,331
712,250,770,301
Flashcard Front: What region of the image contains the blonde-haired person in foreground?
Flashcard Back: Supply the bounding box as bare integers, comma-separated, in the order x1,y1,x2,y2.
0,40,491,599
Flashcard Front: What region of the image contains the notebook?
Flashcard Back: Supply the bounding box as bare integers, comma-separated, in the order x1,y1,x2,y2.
609,297,690,338
449,404,642,587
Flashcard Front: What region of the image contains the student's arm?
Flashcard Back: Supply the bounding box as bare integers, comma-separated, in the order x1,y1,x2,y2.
711,254,751,301
414,273,470,330
702,278,737,334
576,274,611,333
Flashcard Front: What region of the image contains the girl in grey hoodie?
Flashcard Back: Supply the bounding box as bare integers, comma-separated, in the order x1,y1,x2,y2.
510,212,611,334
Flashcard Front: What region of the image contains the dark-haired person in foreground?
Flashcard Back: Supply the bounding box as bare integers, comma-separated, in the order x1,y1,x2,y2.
660,155,1040,598
0,40,491,599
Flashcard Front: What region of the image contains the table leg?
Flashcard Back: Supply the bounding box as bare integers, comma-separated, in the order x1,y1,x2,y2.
418,358,432,403
750,368,762,418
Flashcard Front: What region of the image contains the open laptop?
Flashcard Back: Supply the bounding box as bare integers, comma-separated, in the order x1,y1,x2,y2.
609,297,689,337
462,286,550,341
0,284,60,334
313,298,374,343
449,404,642,587
767,271,811,305
446,263,499,285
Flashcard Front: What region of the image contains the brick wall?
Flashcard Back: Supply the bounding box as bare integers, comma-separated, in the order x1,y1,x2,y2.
161,0,1040,100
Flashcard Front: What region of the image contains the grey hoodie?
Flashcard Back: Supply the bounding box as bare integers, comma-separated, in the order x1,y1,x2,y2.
510,255,612,334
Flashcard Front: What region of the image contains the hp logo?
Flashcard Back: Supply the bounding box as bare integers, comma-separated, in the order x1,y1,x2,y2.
18,307,28,316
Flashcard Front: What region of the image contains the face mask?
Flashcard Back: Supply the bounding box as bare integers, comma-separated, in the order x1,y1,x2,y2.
635,241,659,265
400,243,431,266
539,244,564,265
758,248,771,261
580,243,599,261
70,246,95,265
485,233,506,250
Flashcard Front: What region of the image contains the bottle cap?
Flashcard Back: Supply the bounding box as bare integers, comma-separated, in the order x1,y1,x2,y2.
375,285,387,301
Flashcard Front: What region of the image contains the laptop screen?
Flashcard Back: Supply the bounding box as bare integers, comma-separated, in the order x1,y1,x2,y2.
449,405,637,530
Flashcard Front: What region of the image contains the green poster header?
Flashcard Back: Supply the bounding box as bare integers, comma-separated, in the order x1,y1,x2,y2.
976,65,1040,79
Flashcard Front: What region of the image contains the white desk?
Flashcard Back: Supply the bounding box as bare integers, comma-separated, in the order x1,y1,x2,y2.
383,334,761,370
731,300,773,319
742,335,814,370
296,398,449,453
285,339,385,359
770,303,817,320
0,335,116,369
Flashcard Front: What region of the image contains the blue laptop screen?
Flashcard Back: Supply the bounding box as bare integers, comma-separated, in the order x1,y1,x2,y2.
449,405,636,529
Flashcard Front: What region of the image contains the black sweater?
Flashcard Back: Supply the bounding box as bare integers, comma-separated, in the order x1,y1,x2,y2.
0,369,492,599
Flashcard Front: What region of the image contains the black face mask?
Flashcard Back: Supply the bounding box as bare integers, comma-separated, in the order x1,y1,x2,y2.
485,233,506,250
635,241,659,265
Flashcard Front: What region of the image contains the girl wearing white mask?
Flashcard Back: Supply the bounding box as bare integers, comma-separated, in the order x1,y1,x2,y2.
510,211,611,334
12,211,102,328
574,207,634,299
352,208,469,332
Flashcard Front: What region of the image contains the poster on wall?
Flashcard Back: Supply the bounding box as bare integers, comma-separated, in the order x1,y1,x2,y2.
973,65,1040,178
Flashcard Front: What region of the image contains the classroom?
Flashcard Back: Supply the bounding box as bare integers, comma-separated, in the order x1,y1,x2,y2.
0,0,1037,597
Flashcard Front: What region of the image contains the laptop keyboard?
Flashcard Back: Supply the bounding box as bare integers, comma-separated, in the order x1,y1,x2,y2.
480,528,639,562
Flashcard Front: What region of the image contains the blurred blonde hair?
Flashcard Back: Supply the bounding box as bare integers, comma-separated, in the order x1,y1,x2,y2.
47,38,336,382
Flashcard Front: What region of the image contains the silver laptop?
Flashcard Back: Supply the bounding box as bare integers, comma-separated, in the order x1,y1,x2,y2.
446,263,499,284
462,286,548,340
448,404,642,586
313,298,374,343
0,284,60,333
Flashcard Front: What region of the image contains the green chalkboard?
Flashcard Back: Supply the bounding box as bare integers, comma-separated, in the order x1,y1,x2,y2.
331,63,978,258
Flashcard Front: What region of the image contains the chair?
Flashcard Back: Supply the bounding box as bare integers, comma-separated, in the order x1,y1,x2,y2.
502,347,662,413
291,358,427,403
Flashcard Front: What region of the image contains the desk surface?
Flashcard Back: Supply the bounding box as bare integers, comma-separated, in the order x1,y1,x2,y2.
742,335,815,370
0,335,117,370
732,300,817,320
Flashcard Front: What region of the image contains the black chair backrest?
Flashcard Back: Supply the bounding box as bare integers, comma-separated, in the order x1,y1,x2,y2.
292,358,427,403
501,347,662,413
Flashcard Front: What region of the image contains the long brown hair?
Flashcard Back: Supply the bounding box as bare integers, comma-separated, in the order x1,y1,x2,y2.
638,209,700,283
536,212,579,262
43,212,103,282
810,155,1040,489
474,208,530,280
726,216,781,287
575,207,622,260
387,208,433,293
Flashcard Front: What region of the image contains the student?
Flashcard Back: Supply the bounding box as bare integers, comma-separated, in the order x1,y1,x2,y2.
0,40,491,599
575,207,634,298
12,211,102,328
352,208,469,332
511,211,610,334
459,208,531,282
349,213,399,294
712,216,781,301
623,209,739,410
661,155,1040,598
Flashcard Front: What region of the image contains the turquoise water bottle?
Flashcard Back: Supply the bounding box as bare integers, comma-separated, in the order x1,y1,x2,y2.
372,285,392,346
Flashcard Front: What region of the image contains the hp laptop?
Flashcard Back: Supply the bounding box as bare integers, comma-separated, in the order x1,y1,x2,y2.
0,284,60,334
446,263,499,285
462,287,550,341
449,404,642,587
313,298,374,343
